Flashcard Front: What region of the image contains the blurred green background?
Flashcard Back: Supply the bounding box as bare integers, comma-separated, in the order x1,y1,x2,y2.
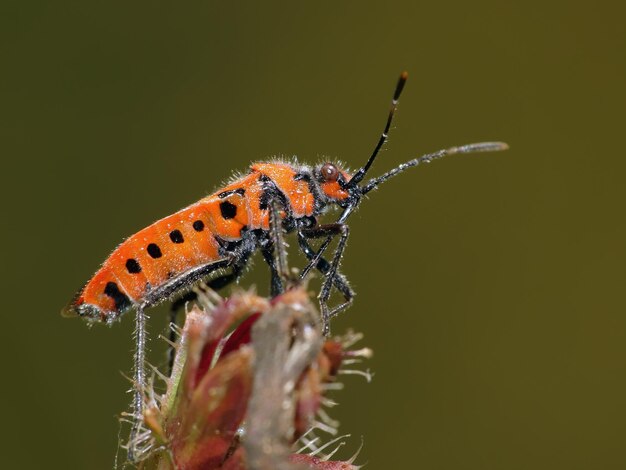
2,1,625,468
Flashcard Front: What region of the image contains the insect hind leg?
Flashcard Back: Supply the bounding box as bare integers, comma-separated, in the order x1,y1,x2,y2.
128,302,148,462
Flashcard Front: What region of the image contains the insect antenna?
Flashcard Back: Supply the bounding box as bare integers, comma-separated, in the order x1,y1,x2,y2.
361,141,509,195
347,71,409,188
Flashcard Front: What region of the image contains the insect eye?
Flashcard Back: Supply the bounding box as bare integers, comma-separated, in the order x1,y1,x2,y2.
321,163,339,182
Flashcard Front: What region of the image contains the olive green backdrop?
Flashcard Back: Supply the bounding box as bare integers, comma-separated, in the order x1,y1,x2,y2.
2,1,625,468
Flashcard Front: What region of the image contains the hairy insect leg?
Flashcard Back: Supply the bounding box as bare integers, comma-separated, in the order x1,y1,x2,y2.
261,245,284,298
297,231,355,333
260,194,296,297
269,199,290,281
297,232,354,299
300,236,328,281
128,303,148,462
298,223,352,335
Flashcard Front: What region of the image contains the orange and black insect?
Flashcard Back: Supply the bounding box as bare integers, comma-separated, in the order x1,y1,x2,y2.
63,72,505,330
63,72,506,452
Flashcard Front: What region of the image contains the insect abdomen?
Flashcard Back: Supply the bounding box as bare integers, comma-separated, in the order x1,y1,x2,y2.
68,203,224,320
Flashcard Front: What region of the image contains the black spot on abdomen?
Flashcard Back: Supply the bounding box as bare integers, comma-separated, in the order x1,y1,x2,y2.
147,243,162,258
104,281,131,312
169,229,184,243
220,201,238,219
125,258,142,274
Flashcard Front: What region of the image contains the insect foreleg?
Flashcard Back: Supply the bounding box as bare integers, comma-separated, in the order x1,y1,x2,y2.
298,223,353,335
297,230,355,314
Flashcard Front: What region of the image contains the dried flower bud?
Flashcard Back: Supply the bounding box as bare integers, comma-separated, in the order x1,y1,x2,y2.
128,287,370,470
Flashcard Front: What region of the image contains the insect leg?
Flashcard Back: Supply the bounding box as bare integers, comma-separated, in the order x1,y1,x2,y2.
297,230,355,322
298,223,351,335
259,194,295,297
261,244,284,297
299,229,336,281
268,198,291,284
128,302,148,462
